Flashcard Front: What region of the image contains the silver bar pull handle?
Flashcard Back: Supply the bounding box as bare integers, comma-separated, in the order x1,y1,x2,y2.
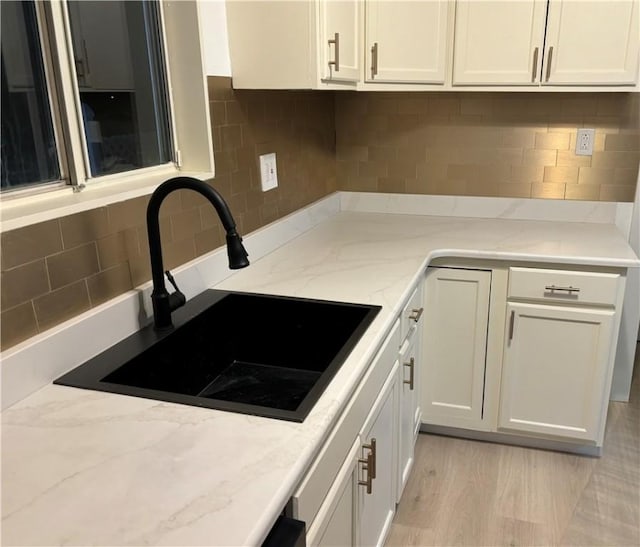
371,42,378,79
358,451,373,494
508,310,515,342
403,357,415,390
362,438,376,478
328,32,340,73
409,307,424,323
545,285,580,294
545,46,553,82
531,47,539,82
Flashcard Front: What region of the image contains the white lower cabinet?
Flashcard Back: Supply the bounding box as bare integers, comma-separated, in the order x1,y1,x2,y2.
306,438,360,547
499,302,615,442
421,267,492,430
397,323,421,502
290,321,401,547
358,362,398,547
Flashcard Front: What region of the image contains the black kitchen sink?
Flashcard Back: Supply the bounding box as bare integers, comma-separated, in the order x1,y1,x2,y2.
55,290,380,422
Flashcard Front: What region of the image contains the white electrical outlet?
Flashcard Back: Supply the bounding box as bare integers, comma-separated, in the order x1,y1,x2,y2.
576,128,595,156
259,153,278,191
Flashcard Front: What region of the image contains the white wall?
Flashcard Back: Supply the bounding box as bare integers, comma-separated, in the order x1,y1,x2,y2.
198,0,231,76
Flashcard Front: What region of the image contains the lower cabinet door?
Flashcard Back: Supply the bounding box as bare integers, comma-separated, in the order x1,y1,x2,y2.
499,302,615,442
306,438,360,547
358,361,399,547
397,329,419,502
422,267,492,429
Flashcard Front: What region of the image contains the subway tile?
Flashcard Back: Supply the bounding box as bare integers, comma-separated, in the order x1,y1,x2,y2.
210,101,226,125
96,233,127,270
497,183,532,198
1,259,49,310
359,160,387,178
510,165,544,183
1,220,63,269
87,263,133,306
460,95,493,116
556,150,591,168
171,209,202,242
578,167,615,185
614,167,639,186
523,149,557,166
531,182,566,199
47,243,100,290
378,177,407,193
565,184,600,201
195,226,224,256
107,196,148,233
604,134,640,151
591,150,640,169
33,280,91,332
502,128,537,149
535,132,570,150
162,237,196,271
599,185,636,202
60,208,109,249
1,302,38,350
387,159,417,179
544,166,579,184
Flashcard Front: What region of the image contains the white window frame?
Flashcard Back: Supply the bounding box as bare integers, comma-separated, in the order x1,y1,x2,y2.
0,0,214,233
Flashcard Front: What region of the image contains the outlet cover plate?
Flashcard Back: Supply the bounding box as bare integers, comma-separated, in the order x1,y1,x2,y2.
576,128,595,156
259,153,278,191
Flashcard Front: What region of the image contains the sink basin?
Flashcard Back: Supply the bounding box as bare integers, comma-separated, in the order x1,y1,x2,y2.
55,290,380,422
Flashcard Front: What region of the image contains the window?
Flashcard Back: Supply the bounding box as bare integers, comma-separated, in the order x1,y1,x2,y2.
1,0,175,193
1,0,214,232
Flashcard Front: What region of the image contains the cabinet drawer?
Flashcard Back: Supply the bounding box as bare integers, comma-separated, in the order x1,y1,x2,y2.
401,284,424,342
508,267,620,307
291,320,400,527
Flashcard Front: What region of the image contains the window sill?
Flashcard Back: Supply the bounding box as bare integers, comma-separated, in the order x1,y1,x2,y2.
0,168,214,233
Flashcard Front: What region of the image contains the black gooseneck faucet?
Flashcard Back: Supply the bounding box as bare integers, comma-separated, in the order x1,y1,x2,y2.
146,176,249,330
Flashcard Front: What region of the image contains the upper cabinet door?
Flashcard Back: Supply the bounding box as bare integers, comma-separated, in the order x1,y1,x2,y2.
543,0,640,85
453,0,547,85
365,0,450,84
320,0,361,82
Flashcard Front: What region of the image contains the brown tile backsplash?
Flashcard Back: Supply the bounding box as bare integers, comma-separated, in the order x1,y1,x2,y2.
1,76,336,350
336,92,639,202
1,84,639,352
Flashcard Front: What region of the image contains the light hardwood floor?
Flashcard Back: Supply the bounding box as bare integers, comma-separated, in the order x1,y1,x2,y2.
387,344,640,547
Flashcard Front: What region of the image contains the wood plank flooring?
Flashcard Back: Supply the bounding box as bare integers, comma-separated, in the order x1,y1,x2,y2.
387,344,640,547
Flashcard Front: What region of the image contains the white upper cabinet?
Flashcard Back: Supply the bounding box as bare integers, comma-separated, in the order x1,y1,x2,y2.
365,0,450,84
226,0,639,89
453,0,640,86
453,0,547,85
321,1,361,83
544,0,640,85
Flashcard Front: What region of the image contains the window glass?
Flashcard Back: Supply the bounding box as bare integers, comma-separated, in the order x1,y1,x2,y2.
1,1,61,191
66,1,172,177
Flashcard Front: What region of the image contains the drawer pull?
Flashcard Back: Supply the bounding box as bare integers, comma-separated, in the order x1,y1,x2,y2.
409,307,424,323
531,46,539,82
508,310,515,342
358,451,373,494
403,357,415,390
358,438,376,493
371,42,378,79
362,438,376,478
545,285,580,294
328,32,339,73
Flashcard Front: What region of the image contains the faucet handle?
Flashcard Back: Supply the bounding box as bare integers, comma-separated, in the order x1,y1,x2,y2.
165,270,186,312
164,270,180,292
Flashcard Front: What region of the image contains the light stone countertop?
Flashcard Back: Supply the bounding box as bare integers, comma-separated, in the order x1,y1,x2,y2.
2,211,638,547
